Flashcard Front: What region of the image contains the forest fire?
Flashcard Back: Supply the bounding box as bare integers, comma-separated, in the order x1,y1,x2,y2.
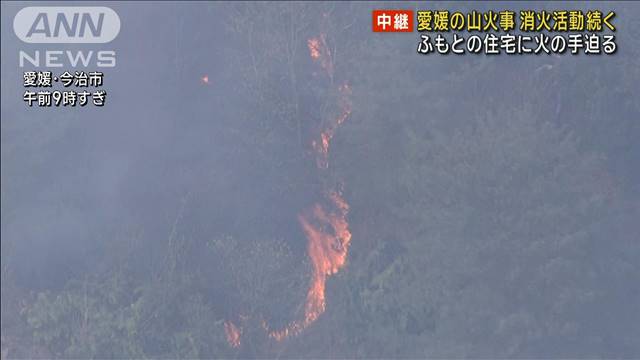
307,34,334,79
224,321,241,348
264,190,352,342
313,83,352,169
225,32,351,347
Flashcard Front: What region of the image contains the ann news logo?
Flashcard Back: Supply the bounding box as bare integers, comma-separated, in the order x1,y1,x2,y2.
13,7,119,68
13,7,120,43
372,10,413,32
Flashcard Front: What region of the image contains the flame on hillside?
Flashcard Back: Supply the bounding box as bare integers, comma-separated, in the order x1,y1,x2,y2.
225,31,351,347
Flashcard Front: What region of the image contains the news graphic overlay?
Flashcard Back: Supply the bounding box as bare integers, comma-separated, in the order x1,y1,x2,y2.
372,8,617,55
13,6,119,107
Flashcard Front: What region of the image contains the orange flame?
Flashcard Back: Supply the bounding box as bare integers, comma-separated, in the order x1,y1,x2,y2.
224,321,241,348
225,31,351,347
265,32,352,342
308,38,321,59
265,190,351,341
313,83,352,169
307,34,334,79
